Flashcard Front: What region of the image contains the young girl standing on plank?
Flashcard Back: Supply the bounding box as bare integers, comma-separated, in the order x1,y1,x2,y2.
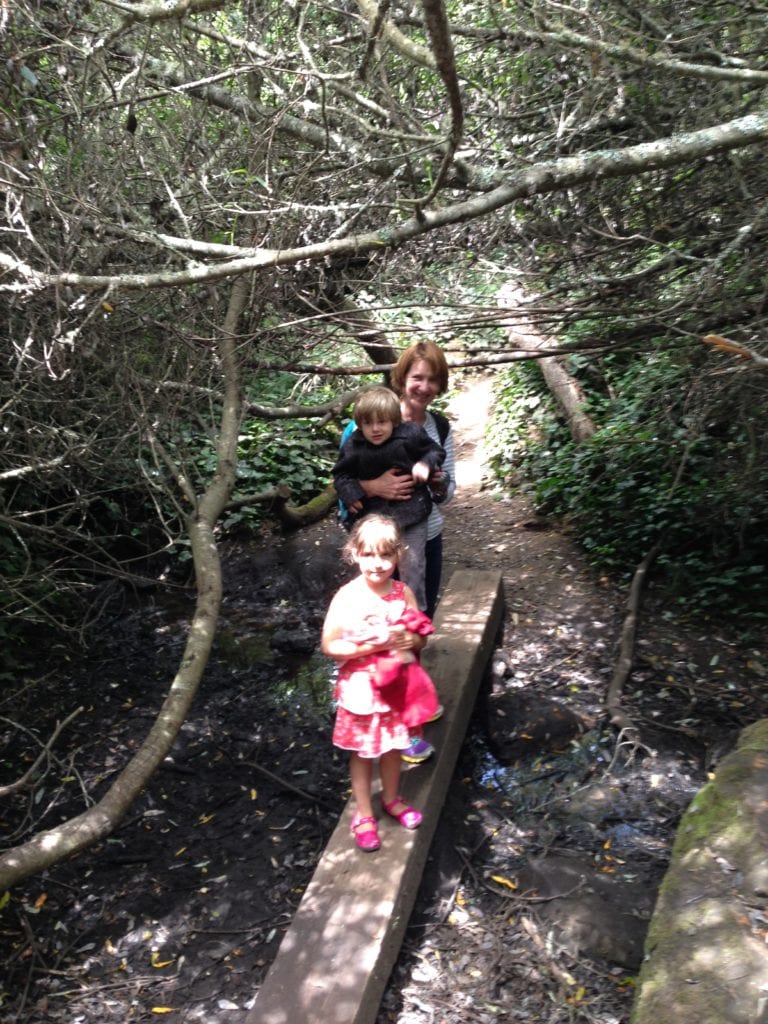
321,515,437,851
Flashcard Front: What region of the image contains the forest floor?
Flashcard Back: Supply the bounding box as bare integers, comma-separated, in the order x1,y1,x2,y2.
2,373,768,1024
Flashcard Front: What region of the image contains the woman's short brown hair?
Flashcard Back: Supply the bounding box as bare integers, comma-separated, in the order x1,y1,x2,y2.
390,340,449,396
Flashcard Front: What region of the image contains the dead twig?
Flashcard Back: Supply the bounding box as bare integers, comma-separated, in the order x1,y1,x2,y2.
0,707,83,799
605,727,655,773
606,541,663,743
243,760,341,814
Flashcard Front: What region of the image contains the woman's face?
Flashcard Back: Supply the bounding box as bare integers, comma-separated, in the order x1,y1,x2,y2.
401,358,441,416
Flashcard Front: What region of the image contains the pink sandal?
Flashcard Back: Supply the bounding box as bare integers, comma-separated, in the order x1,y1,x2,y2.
351,815,381,852
382,796,422,830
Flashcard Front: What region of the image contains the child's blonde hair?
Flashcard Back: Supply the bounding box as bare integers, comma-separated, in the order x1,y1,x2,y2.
353,386,402,427
343,514,405,565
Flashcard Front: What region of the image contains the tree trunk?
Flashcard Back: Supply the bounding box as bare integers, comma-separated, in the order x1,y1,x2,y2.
277,481,338,528
498,284,596,443
332,296,399,368
0,277,248,890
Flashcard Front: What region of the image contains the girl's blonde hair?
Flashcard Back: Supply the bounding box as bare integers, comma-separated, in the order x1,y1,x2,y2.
343,514,405,565
353,386,401,427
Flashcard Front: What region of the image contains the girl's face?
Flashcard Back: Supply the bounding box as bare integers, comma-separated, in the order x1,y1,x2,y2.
355,545,397,588
401,358,441,417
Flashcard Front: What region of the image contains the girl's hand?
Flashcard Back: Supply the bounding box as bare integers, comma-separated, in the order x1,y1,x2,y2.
388,625,422,652
388,624,409,650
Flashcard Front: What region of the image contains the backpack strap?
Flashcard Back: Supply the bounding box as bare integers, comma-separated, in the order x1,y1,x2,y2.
340,419,355,446
431,410,450,445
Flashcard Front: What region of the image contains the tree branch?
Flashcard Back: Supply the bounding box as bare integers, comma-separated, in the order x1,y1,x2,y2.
5,110,768,293
0,708,83,800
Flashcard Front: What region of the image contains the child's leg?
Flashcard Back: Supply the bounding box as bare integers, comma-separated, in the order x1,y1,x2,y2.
349,752,380,849
349,752,375,819
380,749,422,829
379,749,403,806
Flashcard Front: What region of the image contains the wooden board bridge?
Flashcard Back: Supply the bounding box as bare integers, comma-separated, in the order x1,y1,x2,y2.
248,569,505,1024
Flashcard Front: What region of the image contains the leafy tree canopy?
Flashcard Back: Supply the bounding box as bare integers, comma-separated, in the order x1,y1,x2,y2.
2,0,768,629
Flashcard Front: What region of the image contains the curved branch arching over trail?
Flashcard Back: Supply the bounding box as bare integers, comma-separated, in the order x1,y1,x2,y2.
5,110,768,293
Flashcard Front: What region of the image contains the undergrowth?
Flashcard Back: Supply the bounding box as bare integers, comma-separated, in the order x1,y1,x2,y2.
486,343,768,623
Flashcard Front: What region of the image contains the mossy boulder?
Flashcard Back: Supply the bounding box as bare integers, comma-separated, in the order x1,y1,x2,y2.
631,719,768,1024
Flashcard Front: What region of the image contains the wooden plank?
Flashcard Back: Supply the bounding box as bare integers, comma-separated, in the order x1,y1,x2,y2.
248,570,504,1024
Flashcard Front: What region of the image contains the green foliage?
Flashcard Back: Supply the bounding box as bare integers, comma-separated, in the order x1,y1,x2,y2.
488,347,768,621
228,416,337,530
162,375,341,538
485,358,555,486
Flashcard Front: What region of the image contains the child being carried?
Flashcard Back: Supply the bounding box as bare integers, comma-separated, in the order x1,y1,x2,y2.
333,385,446,612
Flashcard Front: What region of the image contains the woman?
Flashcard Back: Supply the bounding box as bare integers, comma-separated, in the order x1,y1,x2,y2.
353,341,456,762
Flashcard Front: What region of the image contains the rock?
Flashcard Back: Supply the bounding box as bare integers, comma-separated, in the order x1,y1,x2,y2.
632,719,768,1024
515,854,656,968
482,691,590,761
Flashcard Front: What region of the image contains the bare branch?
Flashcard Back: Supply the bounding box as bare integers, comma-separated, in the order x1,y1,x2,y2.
702,334,768,367
0,708,83,800
5,110,768,293
355,0,436,70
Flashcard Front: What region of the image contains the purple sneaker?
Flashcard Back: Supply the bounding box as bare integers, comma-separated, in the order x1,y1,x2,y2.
401,737,434,763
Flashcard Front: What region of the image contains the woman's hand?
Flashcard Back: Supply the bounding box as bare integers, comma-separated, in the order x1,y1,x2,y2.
360,468,414,502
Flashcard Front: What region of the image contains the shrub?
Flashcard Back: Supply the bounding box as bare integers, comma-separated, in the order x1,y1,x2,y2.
488,347,768,620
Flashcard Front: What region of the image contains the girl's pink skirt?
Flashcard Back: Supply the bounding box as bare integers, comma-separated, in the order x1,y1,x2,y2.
333,707,411,760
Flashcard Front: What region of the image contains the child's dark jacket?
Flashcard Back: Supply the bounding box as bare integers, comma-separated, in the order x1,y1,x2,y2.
333,421,445,529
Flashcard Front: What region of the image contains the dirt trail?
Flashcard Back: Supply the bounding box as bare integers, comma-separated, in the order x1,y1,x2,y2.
374,372,768,1023
3,373,767,1024
443,373,618,652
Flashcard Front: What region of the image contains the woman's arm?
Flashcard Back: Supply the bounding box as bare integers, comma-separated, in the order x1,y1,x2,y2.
358,468,414,501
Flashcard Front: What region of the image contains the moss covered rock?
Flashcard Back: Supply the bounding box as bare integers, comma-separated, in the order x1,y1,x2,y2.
631,719,768,1024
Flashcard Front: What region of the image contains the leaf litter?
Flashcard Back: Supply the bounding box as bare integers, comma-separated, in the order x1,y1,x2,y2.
1,377,767,1023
